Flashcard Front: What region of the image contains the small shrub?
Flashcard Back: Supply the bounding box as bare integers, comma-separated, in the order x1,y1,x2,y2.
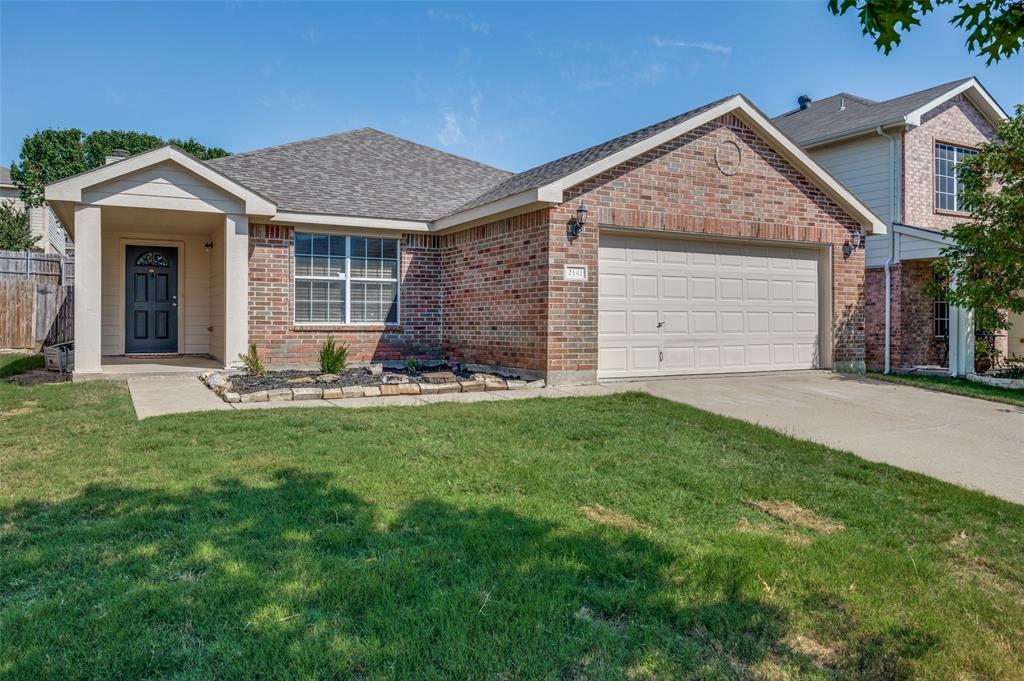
239,343,267,377
319,337,348,374
405,357,420,374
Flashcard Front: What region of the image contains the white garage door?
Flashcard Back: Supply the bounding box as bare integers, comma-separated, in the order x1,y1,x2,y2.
599,233,822,379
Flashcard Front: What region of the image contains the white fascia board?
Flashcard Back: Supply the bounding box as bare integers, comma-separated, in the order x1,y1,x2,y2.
271,211,430,232
432,187,559,231
894,223,952,244
905,78,1009,128
45,146,277,217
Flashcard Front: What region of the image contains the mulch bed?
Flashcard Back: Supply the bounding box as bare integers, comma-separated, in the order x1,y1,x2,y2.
229,364,511,395
5,370,69,387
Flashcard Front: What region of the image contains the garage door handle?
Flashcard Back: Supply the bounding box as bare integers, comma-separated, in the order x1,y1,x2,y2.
657,321,665,328
659,351,663,362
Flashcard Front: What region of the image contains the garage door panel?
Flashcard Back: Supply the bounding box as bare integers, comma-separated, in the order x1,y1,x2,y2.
631,275,659,299
598,233,822,378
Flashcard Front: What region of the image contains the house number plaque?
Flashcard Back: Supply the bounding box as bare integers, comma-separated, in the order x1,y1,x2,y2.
564,265,588,281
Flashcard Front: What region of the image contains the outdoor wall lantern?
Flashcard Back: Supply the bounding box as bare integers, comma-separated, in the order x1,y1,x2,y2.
568,202,588,238
204,241,214,253
842,226,863,259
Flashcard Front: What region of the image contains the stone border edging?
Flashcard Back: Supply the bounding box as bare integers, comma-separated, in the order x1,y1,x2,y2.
967,372,1024,390
199,371,546,404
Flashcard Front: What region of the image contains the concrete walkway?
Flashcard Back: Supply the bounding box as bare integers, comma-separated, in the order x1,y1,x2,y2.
630,371,1024,504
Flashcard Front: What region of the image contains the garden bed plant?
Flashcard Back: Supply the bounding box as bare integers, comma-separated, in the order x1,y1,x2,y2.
201,338,542,403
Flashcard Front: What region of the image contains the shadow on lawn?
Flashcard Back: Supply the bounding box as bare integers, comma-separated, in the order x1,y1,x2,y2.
2,470,932,679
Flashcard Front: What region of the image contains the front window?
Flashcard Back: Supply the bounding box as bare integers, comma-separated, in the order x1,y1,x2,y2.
294,233,399,325
935,143,977,213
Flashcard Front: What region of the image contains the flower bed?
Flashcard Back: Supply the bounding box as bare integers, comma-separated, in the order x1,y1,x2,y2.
199,363,545,403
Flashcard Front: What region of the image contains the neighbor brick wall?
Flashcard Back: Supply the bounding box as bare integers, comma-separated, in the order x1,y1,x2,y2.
549,113,866,373
902,95,997,231
248,225,442,365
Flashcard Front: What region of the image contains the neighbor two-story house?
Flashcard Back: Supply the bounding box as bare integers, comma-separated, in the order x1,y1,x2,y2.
1,165,69,255
774,77,1019,375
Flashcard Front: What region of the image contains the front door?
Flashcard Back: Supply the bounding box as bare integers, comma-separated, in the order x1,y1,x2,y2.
125,245,178,354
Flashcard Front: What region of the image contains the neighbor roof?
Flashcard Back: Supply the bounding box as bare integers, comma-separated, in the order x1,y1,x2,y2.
771,77,1004,146
207,128,513,222
0,165,12,186
455,94,737,213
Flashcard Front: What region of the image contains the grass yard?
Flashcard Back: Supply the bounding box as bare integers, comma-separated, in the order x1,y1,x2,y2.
868,372,1024,408
1,370,1022,680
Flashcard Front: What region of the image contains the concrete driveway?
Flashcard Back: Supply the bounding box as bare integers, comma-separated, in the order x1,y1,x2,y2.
627,371,1023,504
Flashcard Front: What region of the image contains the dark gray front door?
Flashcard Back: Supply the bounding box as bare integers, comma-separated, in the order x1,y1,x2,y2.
125,245,178,354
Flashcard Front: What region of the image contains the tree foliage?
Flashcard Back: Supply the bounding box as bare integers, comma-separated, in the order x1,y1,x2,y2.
828,0,1024,63
932,104,1024,332
0,200,38,251
9,129,229,207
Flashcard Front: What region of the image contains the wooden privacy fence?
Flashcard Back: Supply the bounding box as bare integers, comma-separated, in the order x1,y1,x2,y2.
0,250,75,351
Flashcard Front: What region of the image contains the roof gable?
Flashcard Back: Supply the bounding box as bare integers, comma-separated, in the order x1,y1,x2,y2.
772,77,1007,147
46,145,276,216
437,94,885,234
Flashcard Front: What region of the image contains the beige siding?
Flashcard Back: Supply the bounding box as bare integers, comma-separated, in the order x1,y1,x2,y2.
101,231,212,355
811,135,895,226
1008,311,1024,358
83,162,245,215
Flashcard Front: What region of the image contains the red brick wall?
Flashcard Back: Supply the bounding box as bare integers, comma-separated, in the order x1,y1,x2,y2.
903,95,997,230
549,113,866,373
440,211,551,370
864,267,888,371
248,225,442,366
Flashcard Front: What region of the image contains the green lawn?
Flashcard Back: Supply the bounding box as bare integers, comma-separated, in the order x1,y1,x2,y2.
0,352,44,378
868,372,1024,408
1,372,1022,680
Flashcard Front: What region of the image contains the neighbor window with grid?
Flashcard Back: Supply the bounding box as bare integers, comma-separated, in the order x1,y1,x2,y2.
934,275,950,338
294,233,399,325
935,143,977,212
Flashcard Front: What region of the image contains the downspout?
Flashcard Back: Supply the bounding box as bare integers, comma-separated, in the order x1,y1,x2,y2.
876,126,899,374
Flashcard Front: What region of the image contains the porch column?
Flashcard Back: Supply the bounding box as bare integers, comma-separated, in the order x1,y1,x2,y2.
74,204,102,374
223,214,249,367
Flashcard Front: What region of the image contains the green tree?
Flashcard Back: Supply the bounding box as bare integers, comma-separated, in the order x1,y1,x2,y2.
828,0,1024,63
9,129,229,207
932,104,1024,333
0,200,38,251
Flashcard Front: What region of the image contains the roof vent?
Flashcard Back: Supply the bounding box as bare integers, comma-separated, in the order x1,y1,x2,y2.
105,149,130,165
798,94,812,110
838,97,847,113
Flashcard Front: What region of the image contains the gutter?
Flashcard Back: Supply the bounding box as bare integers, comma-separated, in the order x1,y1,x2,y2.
876,126,900,374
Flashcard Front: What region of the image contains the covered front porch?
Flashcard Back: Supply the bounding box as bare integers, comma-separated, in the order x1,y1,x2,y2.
45,146,275,379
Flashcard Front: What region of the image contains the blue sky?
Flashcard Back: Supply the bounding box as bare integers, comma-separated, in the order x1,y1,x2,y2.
2,1,1021,172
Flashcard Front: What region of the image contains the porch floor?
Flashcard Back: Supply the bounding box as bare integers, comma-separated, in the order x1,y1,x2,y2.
77,355,223,381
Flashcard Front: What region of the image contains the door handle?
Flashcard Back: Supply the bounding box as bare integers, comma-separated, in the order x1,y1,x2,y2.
657,321,665,328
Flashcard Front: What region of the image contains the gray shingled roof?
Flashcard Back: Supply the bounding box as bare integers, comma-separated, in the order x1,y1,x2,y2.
0,165,12,186
207,128,513,222
772,78,974,146
454,94,738,213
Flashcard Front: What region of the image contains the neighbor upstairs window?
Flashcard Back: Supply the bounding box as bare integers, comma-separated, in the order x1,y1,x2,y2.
294,233,399,325
935,143,977,212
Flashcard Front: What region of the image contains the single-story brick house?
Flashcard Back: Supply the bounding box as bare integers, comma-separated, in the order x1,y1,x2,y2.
45,94,883,383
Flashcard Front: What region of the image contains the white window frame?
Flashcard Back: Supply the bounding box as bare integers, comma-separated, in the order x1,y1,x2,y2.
293,233,401,326
935,142,977,213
